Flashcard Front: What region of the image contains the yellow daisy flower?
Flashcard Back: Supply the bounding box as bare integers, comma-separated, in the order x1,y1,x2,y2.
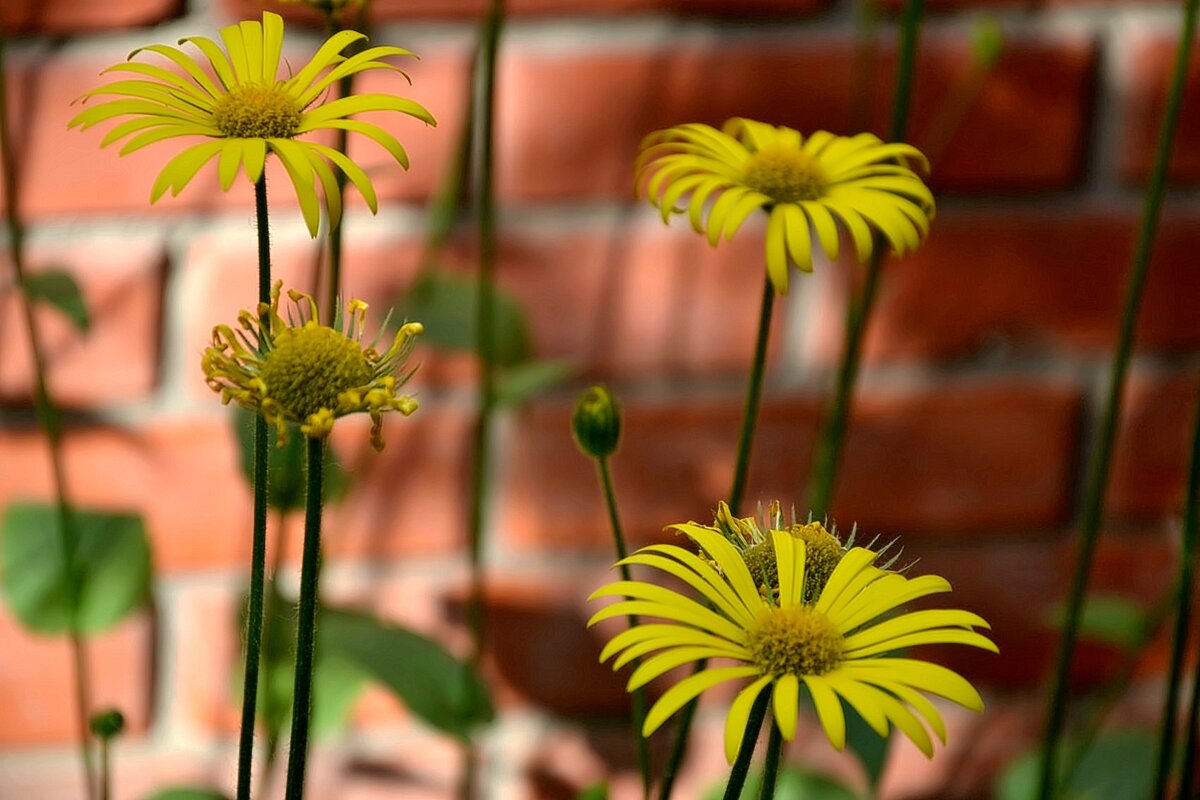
202,280,423,451
68,11,435,236
588,521,995,763
635,117,935,294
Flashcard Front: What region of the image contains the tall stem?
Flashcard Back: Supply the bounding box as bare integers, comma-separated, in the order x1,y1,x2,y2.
1181,623,1200,798
721,690,770,800
807,0,924,520
1151,378,1200,799
0,33,96,800
596,456,651,799
758,722,783,800
658,273,776,800
283,437,325,800
1036,2,1198,797
235,176,273,800
460,2,505,798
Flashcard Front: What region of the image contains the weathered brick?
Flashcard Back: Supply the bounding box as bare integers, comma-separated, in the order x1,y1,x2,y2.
852,213,1200,364
1122,28,1200,184
498,33,1094,202
498,378,1081,551
0,0,182,35
1109,368,1200,517
0,235,163,408
0,608,152,745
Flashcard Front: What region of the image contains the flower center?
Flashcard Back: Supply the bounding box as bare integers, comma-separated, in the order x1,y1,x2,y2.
791,522,843,602
743,145,825,203
746,605,844,678
212,83,301,139
258,324,373,419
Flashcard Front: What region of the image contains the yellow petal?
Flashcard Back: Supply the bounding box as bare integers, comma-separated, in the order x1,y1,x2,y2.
772,673,800,741
803,676,845,750
642,665,760,737
724,675,773,763
765,205,789,294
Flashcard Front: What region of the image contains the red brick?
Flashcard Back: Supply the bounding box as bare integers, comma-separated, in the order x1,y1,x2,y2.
498,33,1094,202
1122,29,1200,184
0,235,163,408
0,0,182,35
0,608,152,745
0,46,463,221
853,212,1200,364
223,0,825,24
499,379,1081,551
1109,368,1200,517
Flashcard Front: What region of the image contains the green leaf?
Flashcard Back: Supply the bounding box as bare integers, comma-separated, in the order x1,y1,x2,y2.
232,408,350,512
322,605,494,740
1,502,151,634
393,270,531,367
995,728,1156,800
843,699,890,788
704,767,858,800
143,789,231,800
576,783,609,800
1047,594,1147,651
22,269,90,333
495,359,574,407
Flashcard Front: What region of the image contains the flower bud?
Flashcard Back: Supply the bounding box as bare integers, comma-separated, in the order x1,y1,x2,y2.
89,709,125,740
572,385,622,459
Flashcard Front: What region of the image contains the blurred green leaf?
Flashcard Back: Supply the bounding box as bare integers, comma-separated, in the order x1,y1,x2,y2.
22,269,89,333
576,783,609,800
704,766,858,799
495,360,573,407
995,728,1155,800
394,271,530,367
971,15,1004,69
1,502,150,634
143,789,231,800
1048,594,1147,651
322,606,495,740
232,408,350,512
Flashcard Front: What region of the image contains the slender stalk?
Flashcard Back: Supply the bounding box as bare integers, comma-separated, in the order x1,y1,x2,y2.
460,3,505,798
658,274,776,800
758,722,783,800
1181,625,1200,798
722,690,770,800
1036,2,1198,797
283,437,325,800
234,176,274,800
1151,377,1200,800
0,33,96,800
97,735,111,800
596,456,651,799
807,0,924,520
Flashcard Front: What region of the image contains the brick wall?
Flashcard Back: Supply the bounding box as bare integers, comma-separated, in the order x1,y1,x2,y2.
1,0,1197,797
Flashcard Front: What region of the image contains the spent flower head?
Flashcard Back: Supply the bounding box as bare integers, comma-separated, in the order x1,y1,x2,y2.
589,518,995,762
68,11,435,236
636,117,934,294
202,280,422,451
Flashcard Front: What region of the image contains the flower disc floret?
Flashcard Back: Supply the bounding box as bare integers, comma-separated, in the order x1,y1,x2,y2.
202,281,423,451
636,117,934,294
68,11,436,237
747,606,843,677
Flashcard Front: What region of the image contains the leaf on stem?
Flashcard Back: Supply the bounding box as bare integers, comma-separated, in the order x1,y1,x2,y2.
21,268,90,333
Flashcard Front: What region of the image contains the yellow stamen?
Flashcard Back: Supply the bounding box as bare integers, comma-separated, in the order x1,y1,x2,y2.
747,606,843,677
212,83,301,139
743,145,825,203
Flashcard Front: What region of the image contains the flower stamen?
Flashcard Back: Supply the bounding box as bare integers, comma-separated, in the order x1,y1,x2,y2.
742,145,825,204
212,83,302,139
746,606,843,678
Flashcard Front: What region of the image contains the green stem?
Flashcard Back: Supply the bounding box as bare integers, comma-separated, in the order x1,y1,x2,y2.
808,0,924,521
1181,625,1200,798
597,456,651,799
460,3,505,799
0,33,96,800
722,690,770,800
659,273,776,800
758,722,783,800
98,735,111,800
1150,381,1200,800
283,437,325,800
1036,2,1198,797
235,176,273,800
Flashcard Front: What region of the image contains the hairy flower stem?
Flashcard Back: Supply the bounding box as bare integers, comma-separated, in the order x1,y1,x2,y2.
460,2,505,798
283,438,325,800
658,274,776,800
759,723,784,800
722,690,770,800
235,176,274,800
1036,2,1198,797
1151,378,1200,800
595,455,651,799
0,33,96,800
808,0,924,521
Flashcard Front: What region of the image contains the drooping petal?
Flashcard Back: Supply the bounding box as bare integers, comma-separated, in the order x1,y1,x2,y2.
642,666,761,737
724,675,773,763
803,676,846,750
772,673,800,741
149,140,224,202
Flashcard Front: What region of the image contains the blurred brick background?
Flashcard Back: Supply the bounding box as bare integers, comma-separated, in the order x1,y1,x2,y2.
1,0,1198,797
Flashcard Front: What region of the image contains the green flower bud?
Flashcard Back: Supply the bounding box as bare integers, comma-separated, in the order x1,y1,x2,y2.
572,385,622,459
89,709,125,740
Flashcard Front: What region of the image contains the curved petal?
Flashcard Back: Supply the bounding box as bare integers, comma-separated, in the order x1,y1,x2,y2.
670,524,764,611
642,666,761,737
261,10,285,82
629,544,758,625
765,205,789,294
149,140,225,202
627,645,747,691
298,118,411,169
772,673,800,741
217,137,243,190
286,29,368,96
838,574,953,633
843,659,984,712
771,529,806,609
724,675,773,763
128,43,224,99
815,547,880,616
844,609,992,652
305,141,379,213
117,124,219,155
619,551,757,627
803,675,846,750
817,198,874,263
782,202,814,273
589,580,747,642
269,137,321,236
295,45,416,107
242,137,267,185
802,200,840,261
586,600,747,644
179,35,237,91
844,628,998,659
